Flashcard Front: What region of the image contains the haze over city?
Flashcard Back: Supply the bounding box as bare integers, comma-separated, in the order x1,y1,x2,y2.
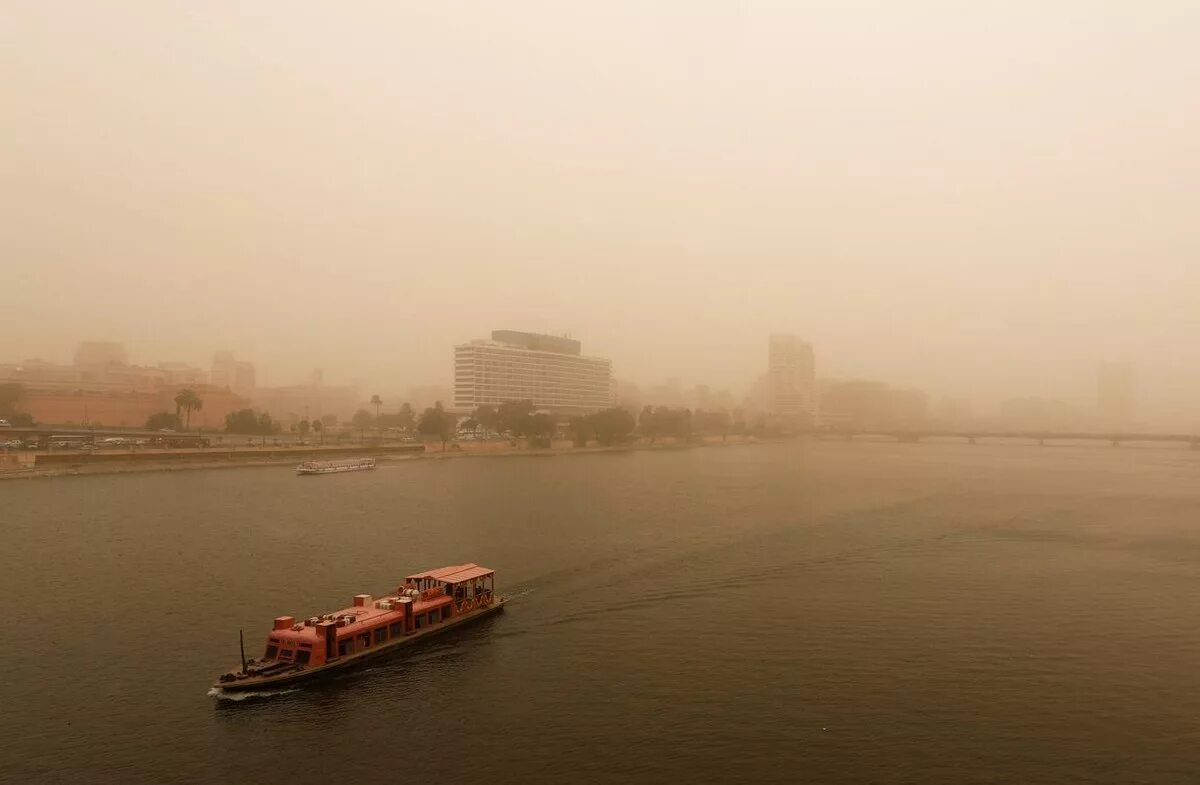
9,4,1200,785
4,1,1199,428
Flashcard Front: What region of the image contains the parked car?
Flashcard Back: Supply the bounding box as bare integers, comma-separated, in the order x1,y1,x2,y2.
0,419,11,428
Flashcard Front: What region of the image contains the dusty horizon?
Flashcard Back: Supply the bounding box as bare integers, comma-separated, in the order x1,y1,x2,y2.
4,2,1198,425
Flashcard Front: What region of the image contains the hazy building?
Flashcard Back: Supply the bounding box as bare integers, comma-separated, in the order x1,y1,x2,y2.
210,351,236,389
767,334,816,422
74,341,127,368
2,346,247,428
1097,362,1134,425
210,351,256,396
156,361,207,386
233,362,256,395
453,330,613,414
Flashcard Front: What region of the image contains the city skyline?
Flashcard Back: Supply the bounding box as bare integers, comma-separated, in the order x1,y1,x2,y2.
0,333,1179,434
5,3,1199,424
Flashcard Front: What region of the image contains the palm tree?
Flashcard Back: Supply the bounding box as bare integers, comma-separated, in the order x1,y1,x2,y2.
370,394,382,433
173,388,203,431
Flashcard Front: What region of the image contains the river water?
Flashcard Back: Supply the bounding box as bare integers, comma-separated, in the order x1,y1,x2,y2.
3,441,1200,784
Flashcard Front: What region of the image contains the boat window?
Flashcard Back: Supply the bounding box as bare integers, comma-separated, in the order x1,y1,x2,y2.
415,615,423,630
389,622,403,637
357,632,371,649
264,645,278,659
338,638,352,656
428,612,438,625
295,650,311,665
278,649,293,660
441,607,450,620
374,628,387,644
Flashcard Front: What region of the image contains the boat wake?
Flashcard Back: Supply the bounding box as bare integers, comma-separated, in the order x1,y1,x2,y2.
207,686,301,701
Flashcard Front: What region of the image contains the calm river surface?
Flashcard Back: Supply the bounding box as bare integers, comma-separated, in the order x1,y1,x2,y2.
3,441,1200,784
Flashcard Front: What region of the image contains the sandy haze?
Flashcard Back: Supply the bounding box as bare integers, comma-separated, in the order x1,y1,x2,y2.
2,1,1198,425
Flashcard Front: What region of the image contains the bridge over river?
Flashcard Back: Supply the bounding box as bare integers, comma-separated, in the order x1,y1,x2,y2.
813,429,1200,449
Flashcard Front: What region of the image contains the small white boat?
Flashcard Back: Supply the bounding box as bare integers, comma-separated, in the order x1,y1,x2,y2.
296,457,376,475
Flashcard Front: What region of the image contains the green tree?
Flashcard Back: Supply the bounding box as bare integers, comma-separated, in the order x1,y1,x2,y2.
694,409,732,441
417,402,454,449
474,404,499,436
173,388,203,430
377,402,416,433
519,412,555,447
370,394,383,427
591,407,636,446
351,408,374,441
397,402,415,432
0,383,24,417
569,415,595,447
224,409,260,434
639,405,658,443
257,412,280,434
496,399,534,435
146,411,181,431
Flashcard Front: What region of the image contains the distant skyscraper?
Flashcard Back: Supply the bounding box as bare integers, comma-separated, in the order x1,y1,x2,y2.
767,334,815,422
454,330,613,414
1097,362,1133,425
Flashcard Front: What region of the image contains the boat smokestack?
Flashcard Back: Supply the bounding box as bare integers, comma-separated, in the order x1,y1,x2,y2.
273,616,295,630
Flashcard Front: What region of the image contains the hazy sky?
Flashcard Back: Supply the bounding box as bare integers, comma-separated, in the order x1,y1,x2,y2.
3,2,1198,416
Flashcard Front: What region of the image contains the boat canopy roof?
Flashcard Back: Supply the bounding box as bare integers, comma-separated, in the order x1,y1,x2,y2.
407,563,494,584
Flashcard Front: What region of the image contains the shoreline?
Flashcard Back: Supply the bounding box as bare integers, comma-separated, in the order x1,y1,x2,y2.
0,436,764,481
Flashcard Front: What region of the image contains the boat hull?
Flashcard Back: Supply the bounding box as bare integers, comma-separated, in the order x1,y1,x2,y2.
212,598,505,692
295,464,376,475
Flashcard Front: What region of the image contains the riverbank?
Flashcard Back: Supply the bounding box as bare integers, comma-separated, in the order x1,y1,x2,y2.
0,434,763,480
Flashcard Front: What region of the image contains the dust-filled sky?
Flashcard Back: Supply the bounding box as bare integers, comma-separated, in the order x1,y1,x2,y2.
3,2,1198,419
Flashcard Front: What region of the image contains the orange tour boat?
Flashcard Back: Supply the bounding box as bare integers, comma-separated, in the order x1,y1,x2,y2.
213,564,504,692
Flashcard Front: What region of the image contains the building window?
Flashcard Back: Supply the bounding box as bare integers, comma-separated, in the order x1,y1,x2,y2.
374,628,387,645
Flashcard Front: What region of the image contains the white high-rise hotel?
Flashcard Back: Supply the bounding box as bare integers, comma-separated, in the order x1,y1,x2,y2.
454,331,613,414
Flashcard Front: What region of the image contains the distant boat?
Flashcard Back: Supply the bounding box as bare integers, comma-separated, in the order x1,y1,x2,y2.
295,457,376,475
